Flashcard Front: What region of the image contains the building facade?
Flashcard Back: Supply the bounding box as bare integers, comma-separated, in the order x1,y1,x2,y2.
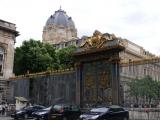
0,19,19,102
42,8,78,45
119,39,160,105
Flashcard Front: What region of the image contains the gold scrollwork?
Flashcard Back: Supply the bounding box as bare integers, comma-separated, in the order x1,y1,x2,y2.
80,30,117,49
85,75,95,88
99,72,109,89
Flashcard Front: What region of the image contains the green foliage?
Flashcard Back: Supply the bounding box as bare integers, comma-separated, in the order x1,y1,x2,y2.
14,39,77,75
127,75,160,104
14,39,55,75
56,45,77,69
126,78,140,102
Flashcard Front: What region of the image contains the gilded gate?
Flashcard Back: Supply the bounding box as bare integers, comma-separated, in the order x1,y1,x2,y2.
82,60,112,106
74,30,125,107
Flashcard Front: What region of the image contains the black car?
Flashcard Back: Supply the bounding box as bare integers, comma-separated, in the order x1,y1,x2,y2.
32,106,51,120
80,105,129,120
48,104,81,120
11,105,46,119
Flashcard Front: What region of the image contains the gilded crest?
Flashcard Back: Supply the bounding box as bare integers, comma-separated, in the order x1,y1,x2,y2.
80,30,117,48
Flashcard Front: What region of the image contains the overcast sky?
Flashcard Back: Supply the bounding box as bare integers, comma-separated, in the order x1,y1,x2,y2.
1,0,160,55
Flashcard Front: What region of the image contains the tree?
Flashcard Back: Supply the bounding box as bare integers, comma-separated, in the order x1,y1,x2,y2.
127,75,159,104
14,39,77,75
153,80,160,103
140,76,157,104
56,45,77,69
126,78,140,103
14,39,57,75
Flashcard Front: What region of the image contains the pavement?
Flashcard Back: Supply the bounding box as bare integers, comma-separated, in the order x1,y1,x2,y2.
0,116,12,120
0,116,35,120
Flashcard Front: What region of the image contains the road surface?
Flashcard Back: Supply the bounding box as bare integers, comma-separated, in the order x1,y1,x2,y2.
0,116,35,120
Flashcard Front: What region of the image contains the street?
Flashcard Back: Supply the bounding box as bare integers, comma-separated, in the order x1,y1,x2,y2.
0,116,12,120
0,116,35,120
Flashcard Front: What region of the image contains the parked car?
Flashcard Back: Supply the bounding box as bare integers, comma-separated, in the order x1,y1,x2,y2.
48,103,81,120
32,106,51,120
80,105,129,120
11,105,46,119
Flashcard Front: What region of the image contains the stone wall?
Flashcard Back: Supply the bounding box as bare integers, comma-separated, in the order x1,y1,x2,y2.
9,70,76,106
9,79,30,102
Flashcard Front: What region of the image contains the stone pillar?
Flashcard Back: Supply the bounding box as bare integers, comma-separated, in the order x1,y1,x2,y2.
75,62,81,106
111,58,120,105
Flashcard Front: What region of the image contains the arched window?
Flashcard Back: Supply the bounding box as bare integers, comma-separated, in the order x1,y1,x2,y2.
0,47,4,74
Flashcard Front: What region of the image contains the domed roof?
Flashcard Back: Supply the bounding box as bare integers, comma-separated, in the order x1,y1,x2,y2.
46,9,75,28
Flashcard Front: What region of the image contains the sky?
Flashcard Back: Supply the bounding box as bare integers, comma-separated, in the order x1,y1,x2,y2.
0,0,160,55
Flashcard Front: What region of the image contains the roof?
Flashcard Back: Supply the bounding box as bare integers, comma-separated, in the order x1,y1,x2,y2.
15,97,28,102
0,19,19,36
45,8,75,28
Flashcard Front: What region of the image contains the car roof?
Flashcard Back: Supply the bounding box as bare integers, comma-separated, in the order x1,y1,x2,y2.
109,105,122,108
90,107,109,112
91,105,122,109
52,103,78,106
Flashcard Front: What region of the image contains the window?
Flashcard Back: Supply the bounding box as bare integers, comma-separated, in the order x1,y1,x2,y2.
71,105,80,111
129,59,132,73
0,54,3,61
0,47,4,74
144,69,146,75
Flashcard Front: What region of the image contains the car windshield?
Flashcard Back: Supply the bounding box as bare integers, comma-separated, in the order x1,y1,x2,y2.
44,106,51,111
24,106,33,110
90,108,109,113
52,105,63,111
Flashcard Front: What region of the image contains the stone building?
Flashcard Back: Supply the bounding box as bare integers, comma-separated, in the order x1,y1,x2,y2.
0,19,19,102
42,8,78,45
119,39,160,105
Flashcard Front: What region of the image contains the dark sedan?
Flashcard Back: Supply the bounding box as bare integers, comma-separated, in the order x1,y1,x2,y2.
80,105,129,120
11,105,46,119
48,103,81,120
32,106,51,120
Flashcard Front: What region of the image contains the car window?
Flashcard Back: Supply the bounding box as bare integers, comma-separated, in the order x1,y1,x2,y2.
52,105,63,111
109,108,124,112
37,106,45,109
71,105,80,111
90,108,109,113
37,106,44,109
117,108,124,112
63,105,70,110
26,106,33,110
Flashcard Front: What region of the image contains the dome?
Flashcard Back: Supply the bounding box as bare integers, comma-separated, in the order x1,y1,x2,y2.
46,9,75,28
43,8,77,45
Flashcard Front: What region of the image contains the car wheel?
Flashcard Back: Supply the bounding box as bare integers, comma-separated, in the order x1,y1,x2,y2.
123,117,128,120
63,117,67,120
24,114,28,119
